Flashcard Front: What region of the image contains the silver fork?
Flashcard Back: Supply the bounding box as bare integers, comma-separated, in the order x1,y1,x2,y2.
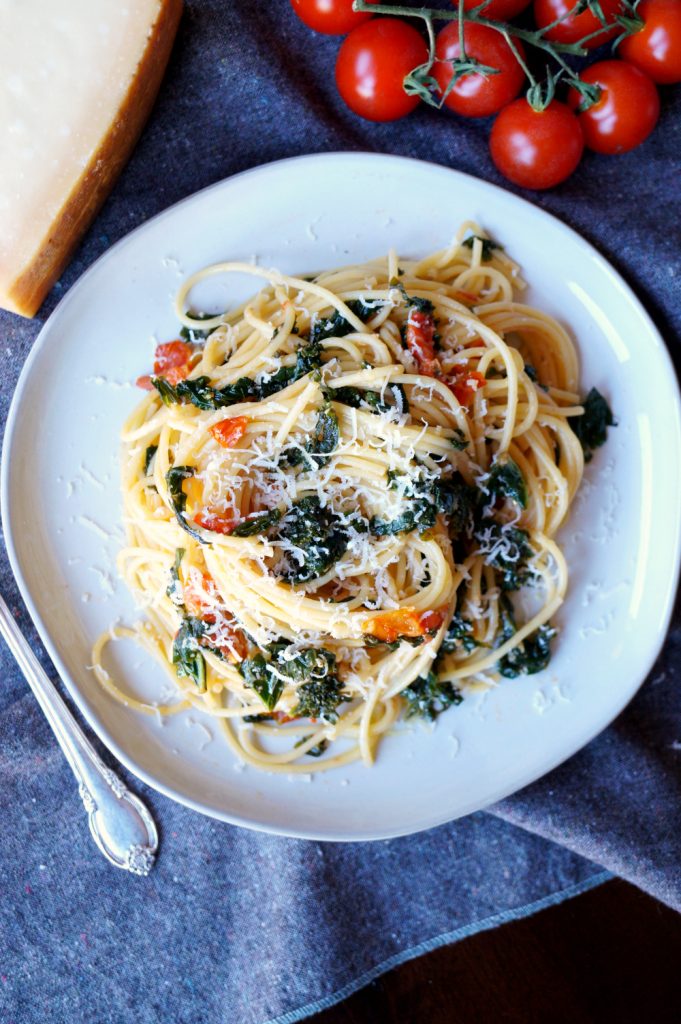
0,591,158,875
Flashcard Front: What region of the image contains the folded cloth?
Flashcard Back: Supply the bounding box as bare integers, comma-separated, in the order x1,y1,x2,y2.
0,3,679,1022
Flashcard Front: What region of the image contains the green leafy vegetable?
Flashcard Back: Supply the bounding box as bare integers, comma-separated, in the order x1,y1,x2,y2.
309,298,385,346
495,595,556,678
389,279,434,315
166,548,185,606
474,519,534,591
449,429,469,451
179,312,218,343
294,737,329,758
569,387,615,462
238,652,284,711
487,458,528,509
230,508,282,538
402,671,463,721
144,444,158,474
371,471,474,537
461,235,501,261
239,643,350,720
275,496,348,583
441,613,483,654
524,364,548,391
172,616,207,692
165,466,204,543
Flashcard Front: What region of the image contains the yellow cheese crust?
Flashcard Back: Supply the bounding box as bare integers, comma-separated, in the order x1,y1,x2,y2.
1,0,183,319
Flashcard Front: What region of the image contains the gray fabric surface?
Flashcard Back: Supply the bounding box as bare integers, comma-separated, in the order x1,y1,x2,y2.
1,2,679,1021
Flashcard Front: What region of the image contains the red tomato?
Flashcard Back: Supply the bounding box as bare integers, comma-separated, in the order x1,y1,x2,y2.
447,367,486,406
418,609,446,634
489,99,584,189
453,0,532,17
533,0,623,47
136,375,153,390
209,416,249,449
153,341,192,374
568,60,660,154
434,22,526,117
290,0,375,34
194,511,237,535
153,340,193,385
362,607,427,642
335,18,429,121
184,573,219,622
405,309,439,376
619,0,681,84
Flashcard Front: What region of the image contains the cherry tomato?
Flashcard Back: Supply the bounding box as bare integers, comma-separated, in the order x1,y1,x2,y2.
194,511,237,535
335,18,429,121
405,309,439,375
153,341,192,374
209,416,249,449
489,99,584,189
533,0,623,48
619,0,681,84
568,60,660,154
453,0,532,19
418,609,447,634
434,22,526,117
447,367,486,406
290,0,375,35
363,607,428,642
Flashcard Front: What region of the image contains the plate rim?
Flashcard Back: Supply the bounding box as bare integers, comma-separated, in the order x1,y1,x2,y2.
3,151,681,841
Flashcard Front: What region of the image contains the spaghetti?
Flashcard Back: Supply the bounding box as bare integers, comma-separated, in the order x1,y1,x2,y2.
93,223,596,773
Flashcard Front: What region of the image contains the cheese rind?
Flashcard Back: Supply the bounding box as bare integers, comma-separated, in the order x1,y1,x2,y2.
0,0,183,318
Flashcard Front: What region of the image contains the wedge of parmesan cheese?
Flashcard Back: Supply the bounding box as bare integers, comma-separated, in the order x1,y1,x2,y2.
0,0,182,318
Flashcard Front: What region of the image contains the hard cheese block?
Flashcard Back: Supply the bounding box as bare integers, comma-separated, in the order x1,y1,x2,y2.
0,0,182,318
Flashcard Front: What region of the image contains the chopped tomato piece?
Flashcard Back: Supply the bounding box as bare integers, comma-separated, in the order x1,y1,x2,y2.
136,374,154,390
447,366,486,407
363,607,425,643
418,609,446,635
405,309,440,376
209,416,249,449
185,572,220,622
194,511,237,535
153,340,193,375
162,364,193,386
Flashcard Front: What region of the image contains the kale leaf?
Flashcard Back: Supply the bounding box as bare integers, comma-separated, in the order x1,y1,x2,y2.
402,671,463,721
144,444,158,474
238,652,284,711
231,508,282,538
441,613,482,654
275,496,348,583
450,429,469,451
309,298,381,345
495,595,556,678
172,616,207,692
389,279,434,315
461,235,500,261
487,457,528,509
165,466,204,543
371,470,474,537
239,643,350,720
166,548,185,606
569,387,615,462
179,312,218,343
474,519,534,590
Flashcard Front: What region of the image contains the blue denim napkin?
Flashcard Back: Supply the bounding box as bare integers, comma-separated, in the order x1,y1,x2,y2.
1,3,679,1022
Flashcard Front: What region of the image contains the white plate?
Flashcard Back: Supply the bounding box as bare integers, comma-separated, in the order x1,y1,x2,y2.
3,153,681,840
